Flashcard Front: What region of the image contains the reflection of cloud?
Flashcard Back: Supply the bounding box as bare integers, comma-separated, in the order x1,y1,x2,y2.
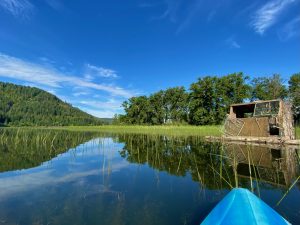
0,138,129,199
0,160,129,199
0,169,97,198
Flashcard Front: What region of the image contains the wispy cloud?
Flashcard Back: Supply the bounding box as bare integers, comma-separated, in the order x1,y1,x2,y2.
138,2,162,8
0,53,134,98
0,0,34,19
44,0,64,11
207,10,216,23
73,91,89,97
251,0,296,35
175,1,202,34
80,99,122,110
79,99,123,118
85,63,119,79
80,108,119,118
226,37,241,49
157,0,180,23
148,0,205,34
278,16,300,41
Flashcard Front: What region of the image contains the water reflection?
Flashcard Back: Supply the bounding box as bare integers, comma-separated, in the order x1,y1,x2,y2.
224,144,299,188
117,134,300,190
0,129,299,224
0,128,97,172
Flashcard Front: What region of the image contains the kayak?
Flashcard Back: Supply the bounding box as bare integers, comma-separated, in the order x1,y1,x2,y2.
201,188,291,225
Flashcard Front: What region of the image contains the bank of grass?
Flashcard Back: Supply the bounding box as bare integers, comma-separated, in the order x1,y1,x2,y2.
51,125,222,137
2,125,298,138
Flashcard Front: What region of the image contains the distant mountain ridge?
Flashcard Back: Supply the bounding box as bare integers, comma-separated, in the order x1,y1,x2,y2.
0,82,104,126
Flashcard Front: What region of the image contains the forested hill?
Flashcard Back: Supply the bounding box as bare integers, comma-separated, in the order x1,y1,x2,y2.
0,82,104,126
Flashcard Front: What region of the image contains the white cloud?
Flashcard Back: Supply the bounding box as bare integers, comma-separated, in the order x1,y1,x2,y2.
85,63,118,79
45,0,64,11
81,108,119,118
84,73,94,81
0,53,134,98
226,37,241,49
0,0,34,18
73,91,89,97
251,0,296,35
79,99,123,118
176,1,202,34
207,10,216,23
278,16,300,41
80,99,122,110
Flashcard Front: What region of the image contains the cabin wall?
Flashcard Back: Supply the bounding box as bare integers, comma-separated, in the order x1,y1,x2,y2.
282,103,295,140
239,117,270,137
229,106,236,119
225,100,296,140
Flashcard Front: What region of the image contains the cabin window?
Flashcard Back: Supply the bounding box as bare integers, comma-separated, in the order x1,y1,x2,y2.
254,101,280,117
232,104,255,118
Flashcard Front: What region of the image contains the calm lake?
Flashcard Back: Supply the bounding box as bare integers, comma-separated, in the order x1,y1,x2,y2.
0,129,299,225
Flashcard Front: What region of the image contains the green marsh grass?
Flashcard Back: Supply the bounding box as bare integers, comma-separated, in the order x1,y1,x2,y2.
51,125,222,137
2,125,298,138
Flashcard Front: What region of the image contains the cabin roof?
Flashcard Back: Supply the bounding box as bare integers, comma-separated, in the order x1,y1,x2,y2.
230,99,281,107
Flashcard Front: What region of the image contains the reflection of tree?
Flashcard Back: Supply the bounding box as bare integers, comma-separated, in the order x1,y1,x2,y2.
0,128,97,172
116,134,236,189
116,134,300,190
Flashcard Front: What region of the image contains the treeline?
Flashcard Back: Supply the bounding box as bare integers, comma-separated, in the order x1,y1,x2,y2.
114,73,300,125
0,82,104,126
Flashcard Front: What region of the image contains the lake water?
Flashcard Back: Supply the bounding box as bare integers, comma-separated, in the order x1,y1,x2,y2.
0,129,299,224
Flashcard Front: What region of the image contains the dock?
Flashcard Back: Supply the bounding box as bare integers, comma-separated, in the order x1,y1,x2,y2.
205,136,300,146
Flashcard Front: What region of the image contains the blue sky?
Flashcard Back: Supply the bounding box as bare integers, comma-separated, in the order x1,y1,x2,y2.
0,0,299,118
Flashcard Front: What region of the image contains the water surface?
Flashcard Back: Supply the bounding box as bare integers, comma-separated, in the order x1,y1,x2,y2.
0,129,299,224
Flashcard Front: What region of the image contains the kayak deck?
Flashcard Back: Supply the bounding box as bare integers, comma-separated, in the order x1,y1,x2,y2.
201,188,291,225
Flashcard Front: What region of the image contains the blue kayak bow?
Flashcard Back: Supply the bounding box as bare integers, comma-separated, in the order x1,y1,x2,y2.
201,188,291,225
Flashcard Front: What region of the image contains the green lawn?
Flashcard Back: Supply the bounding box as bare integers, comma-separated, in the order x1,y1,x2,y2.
296,126,300,139
50,125,222,137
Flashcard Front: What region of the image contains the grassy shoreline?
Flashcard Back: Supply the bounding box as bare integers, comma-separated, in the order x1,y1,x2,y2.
1,125,222,137
1,125,299,138
52,125,222,137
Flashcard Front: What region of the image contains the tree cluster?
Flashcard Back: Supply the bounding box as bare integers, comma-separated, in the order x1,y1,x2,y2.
115,73,300,125
0,82,104,126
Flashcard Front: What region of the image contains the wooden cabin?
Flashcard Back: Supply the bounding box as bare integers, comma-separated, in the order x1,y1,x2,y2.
224,99,295,140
